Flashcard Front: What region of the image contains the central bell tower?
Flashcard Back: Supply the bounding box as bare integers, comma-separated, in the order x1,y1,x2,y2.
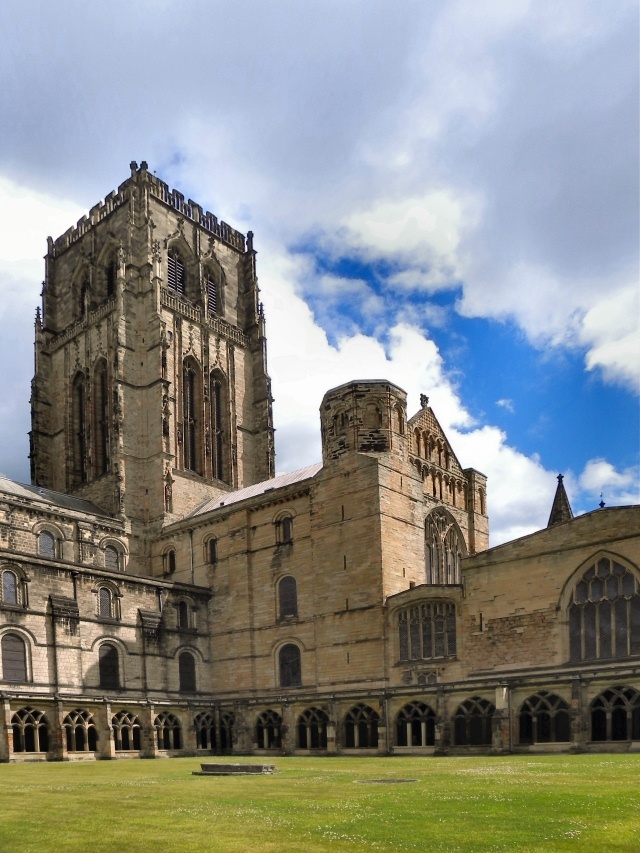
30,162,275,545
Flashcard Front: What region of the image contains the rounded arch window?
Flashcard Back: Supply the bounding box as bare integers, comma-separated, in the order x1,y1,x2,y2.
38,529,57,560
568,557,640,662
278,576,298,619
98,587,113,619
276,515,294,546
179,651,196,692
2,569,18,605
278,643,301,688
178,600,190,630
104,545,120,572
2,633,27,682
99,643,120,689
164,549,177,574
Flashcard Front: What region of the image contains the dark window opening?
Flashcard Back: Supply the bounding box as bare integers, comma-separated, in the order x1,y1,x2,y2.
179,651,196,692
167,250,186,295
2,571,18,605
38,530,56,559
279,576,298,619
297,707,328,750
344,704,380,749
99,643,120,689
454,697,494,746
279,643,301,688
2,634,27,682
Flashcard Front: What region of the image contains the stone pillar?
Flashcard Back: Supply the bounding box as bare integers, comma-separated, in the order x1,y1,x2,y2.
281,702,296,755
233,702,251,754
492,684,510,754
377,696,387,754
326,700,337,754
140,703,157,758
571,677,584,752
51,698,67,761
182,706,197,756
0,696,12,761
435,686,448,753
99,701,116,759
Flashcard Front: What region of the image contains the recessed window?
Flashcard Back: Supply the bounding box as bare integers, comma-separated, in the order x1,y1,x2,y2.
343,704,379,749
208,538,218,564
164,550,176,573
297,707,328,749
276,515,294,546
454,697,495,746
155,712,182,749
178,600,189,630
2,633,27,682
104,545,119,572
279,576,298,619
398,602,456,661
2,570,18,606
395,701,436,747
63,709,97,752
279,643,301,688
179,652,196,692
112,711,141,751
167,249,186,295
98,587,113,619
11,707,48,753
256,710,282,750
194,711,216,750
590,686,640,742
38,530,56,560
518,692,570,744
99,643,120,689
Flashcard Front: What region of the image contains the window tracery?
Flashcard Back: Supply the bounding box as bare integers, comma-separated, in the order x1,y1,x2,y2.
343,704,379,748
518,692,571,744
297,707,328,749
395,701,436,747
256,710,282,749
425,510,464,585
568,557,640,662
398,602,456,661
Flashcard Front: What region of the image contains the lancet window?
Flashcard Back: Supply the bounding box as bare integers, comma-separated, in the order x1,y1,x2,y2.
425,509,464,585
398,602,456,661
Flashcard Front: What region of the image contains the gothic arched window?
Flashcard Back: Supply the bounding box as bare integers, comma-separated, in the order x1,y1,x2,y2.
256,710,282,750
425,510,464,585
398,602,456,661
395,701,436,747
210,372,229,483
183,360,201,474
590,686,640,742
155,712,182,750
297,707,328,749
94,360,109,477
518,692,571,744
105,251,117,299
194,711,215,750
71,373,87,487
568,557,640,662
453,697,495,746
111,711,141,751
343,704,379,749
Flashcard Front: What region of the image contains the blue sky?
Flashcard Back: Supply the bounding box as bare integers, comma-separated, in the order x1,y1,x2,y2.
0,0,637,544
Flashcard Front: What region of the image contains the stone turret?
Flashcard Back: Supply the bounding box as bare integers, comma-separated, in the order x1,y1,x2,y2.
320,380,407,464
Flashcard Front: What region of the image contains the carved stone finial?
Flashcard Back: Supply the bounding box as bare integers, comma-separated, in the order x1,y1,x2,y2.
420,394,429,409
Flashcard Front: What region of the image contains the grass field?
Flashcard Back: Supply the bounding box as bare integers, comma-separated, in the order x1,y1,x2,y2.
0,754,638,852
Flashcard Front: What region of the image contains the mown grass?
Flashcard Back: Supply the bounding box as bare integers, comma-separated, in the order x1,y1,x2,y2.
0,754,638,852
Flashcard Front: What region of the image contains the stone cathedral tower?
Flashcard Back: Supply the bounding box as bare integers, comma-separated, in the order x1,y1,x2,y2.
30,162,274,561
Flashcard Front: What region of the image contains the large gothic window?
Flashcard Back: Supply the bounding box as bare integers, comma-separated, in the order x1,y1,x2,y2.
93,359,109,477
568,557,640,662
183,360,201,474
210,371,229,482
71,373,87,487
425,510,464,584
398,602,456,661
256,710,282,750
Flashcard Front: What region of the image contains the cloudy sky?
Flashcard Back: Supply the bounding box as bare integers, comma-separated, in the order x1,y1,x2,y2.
0,0,637,544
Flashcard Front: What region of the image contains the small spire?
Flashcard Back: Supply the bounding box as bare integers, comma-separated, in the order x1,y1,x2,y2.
547,474,574,527
599,492,605,509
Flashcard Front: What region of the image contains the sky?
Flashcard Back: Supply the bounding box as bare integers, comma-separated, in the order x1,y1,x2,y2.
0,0,637,545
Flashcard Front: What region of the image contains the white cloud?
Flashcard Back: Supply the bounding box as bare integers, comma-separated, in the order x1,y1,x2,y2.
578,458,639,506
580,284,640,392
496,399,514,413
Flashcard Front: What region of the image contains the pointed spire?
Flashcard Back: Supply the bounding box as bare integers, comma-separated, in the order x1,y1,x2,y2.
547,474,574,527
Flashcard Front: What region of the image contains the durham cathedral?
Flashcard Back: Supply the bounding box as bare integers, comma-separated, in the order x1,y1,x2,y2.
0,162,638,761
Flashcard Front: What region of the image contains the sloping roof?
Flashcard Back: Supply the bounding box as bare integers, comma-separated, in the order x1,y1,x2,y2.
0,474,111,517
185,463,324,519
547,474,574,527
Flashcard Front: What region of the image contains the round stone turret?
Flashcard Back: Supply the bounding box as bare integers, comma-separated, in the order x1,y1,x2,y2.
320,380,407,463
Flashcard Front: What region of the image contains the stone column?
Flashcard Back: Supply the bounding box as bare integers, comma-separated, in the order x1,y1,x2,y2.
492,684,510,754
99,700,116,759
435,686,448,754
182,705,197,755
571,677,584,752
0,696,12,761
140,703,157,758
281,702,296,755
326,699,337,754
51,698,67,761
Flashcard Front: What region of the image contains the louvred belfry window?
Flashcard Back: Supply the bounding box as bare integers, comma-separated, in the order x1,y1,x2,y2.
167,250,185,295
206,270,217,315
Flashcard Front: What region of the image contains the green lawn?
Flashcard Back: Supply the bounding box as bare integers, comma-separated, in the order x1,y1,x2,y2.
0,754,637,852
